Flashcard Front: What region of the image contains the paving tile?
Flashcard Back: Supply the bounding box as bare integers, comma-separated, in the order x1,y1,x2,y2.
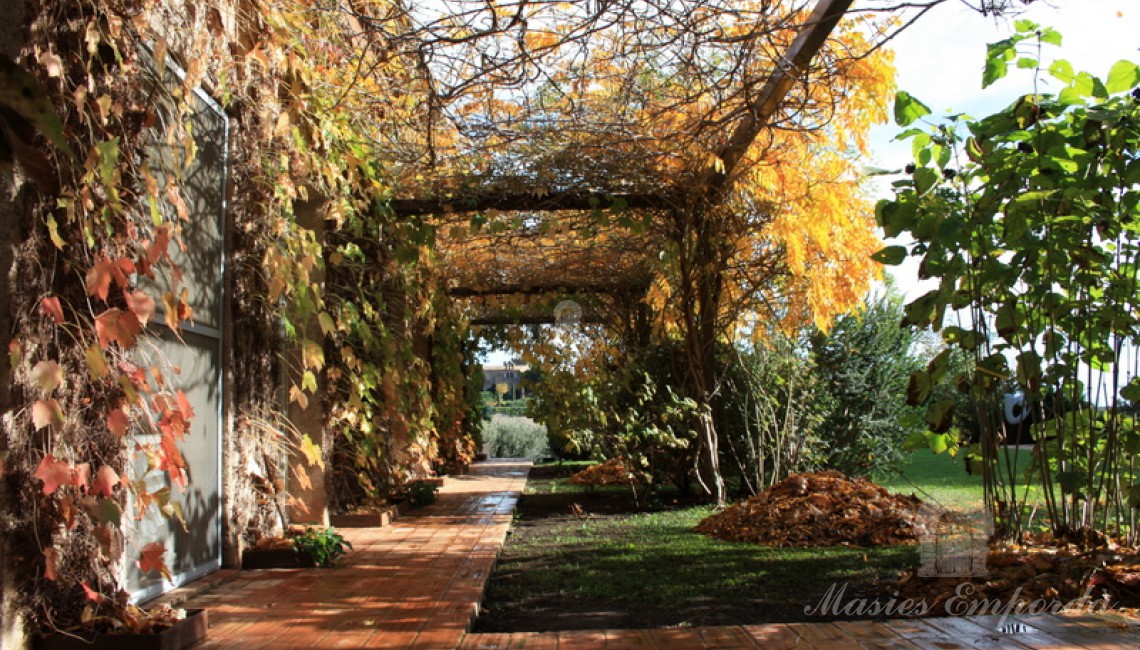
696,626,756,648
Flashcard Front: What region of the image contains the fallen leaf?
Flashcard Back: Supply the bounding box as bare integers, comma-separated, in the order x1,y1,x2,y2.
32,398,64,430
33,454,72,494
30,360,64,393
43,547,58,580
41,296,64,324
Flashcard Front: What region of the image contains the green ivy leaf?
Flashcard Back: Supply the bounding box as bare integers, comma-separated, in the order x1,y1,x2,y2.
894,91,931,127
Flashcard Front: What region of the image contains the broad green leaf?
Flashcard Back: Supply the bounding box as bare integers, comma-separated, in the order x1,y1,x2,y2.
914,167,939,195
1106,60,1140,94
95,137,121,190
983,39,1015,88
928,433,950,454
894,91,931,127
1121,377,1140,403
301,370,318,393
318,312,336,337
0,55,76,159
926,400,956,433
927,349,953,384
871,245,907,266
1038,28,1062,47
1048,59,1074,84
907,370,932,406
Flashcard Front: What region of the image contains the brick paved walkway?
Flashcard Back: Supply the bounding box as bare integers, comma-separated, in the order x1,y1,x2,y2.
165,459,1140,649
172,459,529,649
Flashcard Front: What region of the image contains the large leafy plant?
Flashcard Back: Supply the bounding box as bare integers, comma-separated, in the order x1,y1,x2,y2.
878,21,1140,543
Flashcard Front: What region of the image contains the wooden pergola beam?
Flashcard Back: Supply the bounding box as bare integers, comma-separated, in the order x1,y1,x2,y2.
469,314,607,326
388,191,673,216
449,282,638,297
702,0,855,200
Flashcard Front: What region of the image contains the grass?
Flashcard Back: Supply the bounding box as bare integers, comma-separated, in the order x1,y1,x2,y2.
496,506,915,617
878,450,984,512
480,460,927,629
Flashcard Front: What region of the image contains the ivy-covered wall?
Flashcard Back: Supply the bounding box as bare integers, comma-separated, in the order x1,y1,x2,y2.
0,0,480,644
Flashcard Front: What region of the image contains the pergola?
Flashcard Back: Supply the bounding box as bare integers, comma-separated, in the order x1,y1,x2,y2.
385,0,858,329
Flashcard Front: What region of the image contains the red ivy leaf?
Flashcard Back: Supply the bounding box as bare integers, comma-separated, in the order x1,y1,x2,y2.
175,389,195,422
40,296,64,324
80,581,106,603
159,434,188,491
93,465,119,497
30,360,64,394
72,462,91,492
94,309,142,350
33,454,72,495
43,547,58,581
109,256,133,289
147,224,172,264
32,398,64,431
107,408,130,437
85,255,115,301
137,541,171,581
124,290,156,328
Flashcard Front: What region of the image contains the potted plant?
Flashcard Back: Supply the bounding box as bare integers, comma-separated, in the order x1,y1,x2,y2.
407,480,440,508
241,526,351,569
36,598,207,650
329,496,405,528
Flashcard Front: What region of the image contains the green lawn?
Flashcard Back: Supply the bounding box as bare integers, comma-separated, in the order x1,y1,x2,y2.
878,450,984,512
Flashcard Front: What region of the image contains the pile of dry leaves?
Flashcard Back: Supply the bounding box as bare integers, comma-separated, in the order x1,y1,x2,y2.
568,458,639,487
695,470,927,547
894,533,1140,615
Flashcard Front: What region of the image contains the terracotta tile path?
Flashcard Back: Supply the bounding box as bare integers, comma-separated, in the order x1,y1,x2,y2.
163,459,1140,649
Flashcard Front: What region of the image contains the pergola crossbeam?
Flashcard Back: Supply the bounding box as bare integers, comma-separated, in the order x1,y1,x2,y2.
388,191,673,216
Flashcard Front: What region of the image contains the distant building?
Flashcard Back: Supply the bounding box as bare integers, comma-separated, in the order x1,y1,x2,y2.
482,362,531,397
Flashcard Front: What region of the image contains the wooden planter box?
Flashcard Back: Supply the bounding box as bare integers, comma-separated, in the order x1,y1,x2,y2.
330,505,399,528
241,547,316,569
36,609,207,650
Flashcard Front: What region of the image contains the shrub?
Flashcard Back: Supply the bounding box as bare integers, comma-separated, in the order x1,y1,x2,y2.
408,481,440,508
292,527,352,567
481,414,551,459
